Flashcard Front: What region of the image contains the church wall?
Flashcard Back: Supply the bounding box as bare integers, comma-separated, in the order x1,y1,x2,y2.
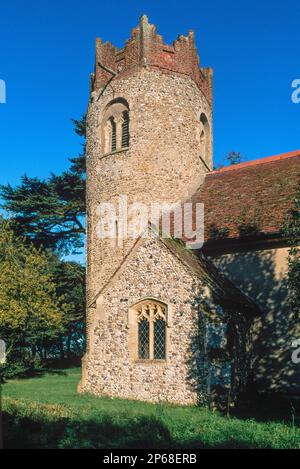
211,246,300,395
211,246,289,313
86,67,212,304
81,238,206,405
79,237,253,406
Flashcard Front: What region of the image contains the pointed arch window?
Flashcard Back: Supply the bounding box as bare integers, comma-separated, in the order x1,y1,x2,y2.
138,318,150,359
136,301,167,360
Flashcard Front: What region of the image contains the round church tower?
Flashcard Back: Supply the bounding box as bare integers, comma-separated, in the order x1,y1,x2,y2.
86,15,213,305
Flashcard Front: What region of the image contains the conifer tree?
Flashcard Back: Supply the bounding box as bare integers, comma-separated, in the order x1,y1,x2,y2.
0,115,86,254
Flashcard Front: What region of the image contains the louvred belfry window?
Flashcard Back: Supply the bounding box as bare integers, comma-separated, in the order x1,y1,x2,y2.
121,111,129,148
111,118,117,152
102,98,130,154
136,301,167,360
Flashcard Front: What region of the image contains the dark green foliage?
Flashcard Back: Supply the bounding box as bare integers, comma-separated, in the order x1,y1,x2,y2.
214,151,243,170
284,186,300,320
72,114,87,139
0,115,87,255
50,258,86,359
226,151,242,166
0,117,87,378
0,223,85,379
69,114,86,176
2,356,44,380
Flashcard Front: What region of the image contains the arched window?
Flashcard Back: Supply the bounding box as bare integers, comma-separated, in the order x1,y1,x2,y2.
110,118,117,152
102,99,130,155
199,113,210,164
121,111,129,148
134,300,167,360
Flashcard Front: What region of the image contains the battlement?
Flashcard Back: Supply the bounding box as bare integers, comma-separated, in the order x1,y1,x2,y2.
91,15,213,104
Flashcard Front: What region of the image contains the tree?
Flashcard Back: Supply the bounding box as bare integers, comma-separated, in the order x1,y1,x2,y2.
226,151,242,166
0,218,64,363
0,115,86,255
49,258,86,359
284,188,300,320
214,151,243,170
0,116,87,373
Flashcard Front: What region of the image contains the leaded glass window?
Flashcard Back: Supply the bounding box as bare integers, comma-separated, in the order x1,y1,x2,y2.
138,318,149,359
154,318,166,359
136,301,167,360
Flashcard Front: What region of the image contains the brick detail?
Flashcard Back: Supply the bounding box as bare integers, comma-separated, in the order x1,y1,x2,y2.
91,15,213,104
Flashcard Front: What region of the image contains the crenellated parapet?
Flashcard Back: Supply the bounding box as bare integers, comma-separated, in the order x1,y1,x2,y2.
91,15,213,104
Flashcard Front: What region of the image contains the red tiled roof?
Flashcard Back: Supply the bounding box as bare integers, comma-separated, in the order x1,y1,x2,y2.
192,150,300,244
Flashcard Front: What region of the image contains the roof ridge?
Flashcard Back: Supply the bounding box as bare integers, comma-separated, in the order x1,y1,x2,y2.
211,150,300,175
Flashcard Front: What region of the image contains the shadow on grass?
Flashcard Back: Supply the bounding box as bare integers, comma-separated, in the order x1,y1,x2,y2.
2,359,81,381
2,411,256,449
1,368,68,382
232,393,300,426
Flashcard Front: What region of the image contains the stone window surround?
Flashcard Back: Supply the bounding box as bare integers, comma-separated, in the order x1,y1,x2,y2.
100,146,130,160
101,98,130,156
199,112,210,164
128,297,172,363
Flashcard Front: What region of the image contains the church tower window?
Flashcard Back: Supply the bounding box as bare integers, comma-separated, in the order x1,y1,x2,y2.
101,99,130,155
111,118,117,152
121,111,129,148
199,112,210,164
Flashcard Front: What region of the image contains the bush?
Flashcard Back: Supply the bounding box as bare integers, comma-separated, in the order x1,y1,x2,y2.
1,354,44,380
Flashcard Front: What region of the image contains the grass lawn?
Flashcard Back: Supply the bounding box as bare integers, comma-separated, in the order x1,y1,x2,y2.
1,367,300,449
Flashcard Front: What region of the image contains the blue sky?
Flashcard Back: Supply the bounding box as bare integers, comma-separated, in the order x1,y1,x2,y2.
0,0,299,187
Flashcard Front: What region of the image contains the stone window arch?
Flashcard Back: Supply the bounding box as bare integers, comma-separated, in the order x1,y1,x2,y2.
199,112,210,164
129,299,168,361
102,99,130,154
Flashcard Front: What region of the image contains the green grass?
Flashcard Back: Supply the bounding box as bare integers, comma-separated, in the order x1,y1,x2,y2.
2,367,300,449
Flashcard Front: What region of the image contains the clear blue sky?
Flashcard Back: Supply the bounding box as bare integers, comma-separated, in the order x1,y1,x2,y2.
0,0,299,188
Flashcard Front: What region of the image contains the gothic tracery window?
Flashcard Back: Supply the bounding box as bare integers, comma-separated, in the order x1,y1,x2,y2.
102,99,130,154
135,300,167,360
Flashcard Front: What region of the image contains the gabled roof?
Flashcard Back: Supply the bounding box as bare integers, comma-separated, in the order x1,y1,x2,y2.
89,229,260,316
192,150,300,246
